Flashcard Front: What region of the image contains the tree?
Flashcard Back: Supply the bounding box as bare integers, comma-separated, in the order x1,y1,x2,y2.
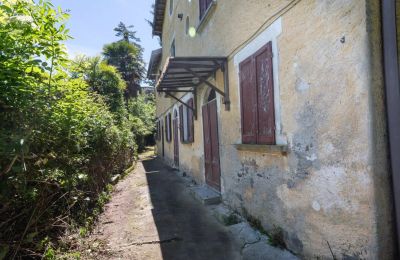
71,56,127,119
103,38,145,98
114,22,140,44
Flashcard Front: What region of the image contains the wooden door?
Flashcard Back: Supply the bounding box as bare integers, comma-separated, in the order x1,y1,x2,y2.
173,117,179,167
202,99,221,191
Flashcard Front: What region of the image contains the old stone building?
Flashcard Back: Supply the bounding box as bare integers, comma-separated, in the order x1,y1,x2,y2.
148,0,400,258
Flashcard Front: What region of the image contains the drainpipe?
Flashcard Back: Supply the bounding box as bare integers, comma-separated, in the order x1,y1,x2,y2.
382,0,400,254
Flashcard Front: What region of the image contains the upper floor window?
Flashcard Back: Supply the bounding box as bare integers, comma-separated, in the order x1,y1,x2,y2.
199,0,213,20
239,41,275,145
169,0,174,16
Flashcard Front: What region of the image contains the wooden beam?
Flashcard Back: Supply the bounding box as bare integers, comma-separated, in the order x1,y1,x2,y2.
165,92,196,114
185,68,225,96
169,63,219,69
221,61,230,111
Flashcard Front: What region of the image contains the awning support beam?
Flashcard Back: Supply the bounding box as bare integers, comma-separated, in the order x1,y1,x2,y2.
165,92,197,119
185,66,230,111
185,68,224,96
221,61,231,110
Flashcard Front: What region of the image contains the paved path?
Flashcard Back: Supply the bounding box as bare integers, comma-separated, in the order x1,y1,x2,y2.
87,154,241,260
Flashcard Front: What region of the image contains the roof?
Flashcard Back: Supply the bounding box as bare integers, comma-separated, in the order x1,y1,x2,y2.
156,56,227,93
147,48,163,80
152,0,166,37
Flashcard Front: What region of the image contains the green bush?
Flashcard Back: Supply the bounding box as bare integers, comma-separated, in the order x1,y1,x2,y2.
127,94,156,151
0,1,138,258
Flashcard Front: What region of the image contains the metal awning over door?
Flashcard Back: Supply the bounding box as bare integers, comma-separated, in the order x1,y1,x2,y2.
156,57,231,116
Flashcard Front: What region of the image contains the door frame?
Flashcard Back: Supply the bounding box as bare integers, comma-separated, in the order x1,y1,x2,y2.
382,0,400,253
202,96,221,192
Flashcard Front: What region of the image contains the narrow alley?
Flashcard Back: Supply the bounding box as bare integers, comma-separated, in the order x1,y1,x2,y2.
85,152,241,260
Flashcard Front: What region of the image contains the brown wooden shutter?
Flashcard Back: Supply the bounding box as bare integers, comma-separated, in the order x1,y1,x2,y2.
168,113,172,142
164,116,168,142
159,121,162,141
165,113,171,142
179,105,184,142
156,121,159,140
239,56,257,144
188,98,194,142
159,121,161,141
255,42,275,144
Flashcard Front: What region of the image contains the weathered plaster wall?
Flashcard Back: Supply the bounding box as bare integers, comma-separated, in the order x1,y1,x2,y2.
154,0,394,258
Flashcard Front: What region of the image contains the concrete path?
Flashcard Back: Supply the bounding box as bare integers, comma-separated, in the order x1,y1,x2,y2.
86,154,241,260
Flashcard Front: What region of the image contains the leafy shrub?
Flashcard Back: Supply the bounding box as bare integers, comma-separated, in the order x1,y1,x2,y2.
0,1,139,258
127,94,156,151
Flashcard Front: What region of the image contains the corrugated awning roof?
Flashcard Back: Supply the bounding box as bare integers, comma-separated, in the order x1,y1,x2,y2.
156,56,231,111
156,56,227,92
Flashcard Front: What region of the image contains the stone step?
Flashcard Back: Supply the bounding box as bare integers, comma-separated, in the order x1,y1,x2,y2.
189,185,221,205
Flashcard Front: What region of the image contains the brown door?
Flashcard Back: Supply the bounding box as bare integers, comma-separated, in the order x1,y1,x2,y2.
202,99,221,191
173,117,179,167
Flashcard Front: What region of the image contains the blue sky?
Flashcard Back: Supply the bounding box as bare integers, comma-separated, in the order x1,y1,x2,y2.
51,0,160,65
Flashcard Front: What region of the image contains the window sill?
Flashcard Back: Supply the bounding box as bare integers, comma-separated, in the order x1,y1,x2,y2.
181,141,193,145
196,0,217,33
234,144,288,155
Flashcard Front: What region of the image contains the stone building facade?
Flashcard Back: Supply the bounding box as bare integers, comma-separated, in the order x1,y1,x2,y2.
148,0,398,258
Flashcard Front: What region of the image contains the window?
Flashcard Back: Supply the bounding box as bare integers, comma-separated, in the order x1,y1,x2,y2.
186,16,190,35
170,39,175,57
199,0,213,20
239,41,275,145
179,98,195,143
165,113,172,142
169,0,173,16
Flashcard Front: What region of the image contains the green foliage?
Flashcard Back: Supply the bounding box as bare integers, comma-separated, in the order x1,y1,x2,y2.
0,0,70,89
0,245,9,260
103,38,145,98
43,245,56,260
103,40,144,82
0,1,138,258
128,94,156,151
71,56,127,121
114,22,140,44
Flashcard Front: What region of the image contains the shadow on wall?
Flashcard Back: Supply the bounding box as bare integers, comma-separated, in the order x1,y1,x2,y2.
141,157,239,260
